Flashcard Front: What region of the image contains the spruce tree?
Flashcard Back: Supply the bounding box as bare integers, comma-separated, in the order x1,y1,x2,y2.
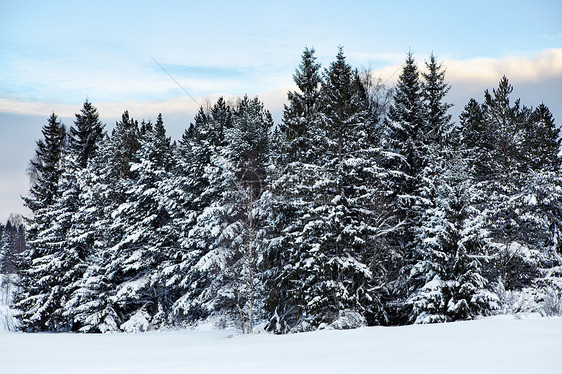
17,103,106,331
172,97,273,332
170,99,234,325
403,52,484,323
459,77,562,297
421,53,453,144
16,113,67,331
210,96,272,332
264,47,326,332
266,48,385,331
380,51,428,324
383,50,426,253
65,111,141,332
102,115,175,331
524,104,560,172
66,136,122,332
23,113,66,214
71,99,104,168
281,46,323,162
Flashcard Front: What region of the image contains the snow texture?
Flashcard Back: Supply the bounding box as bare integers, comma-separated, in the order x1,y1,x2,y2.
0,317,560,373
0,275,18,332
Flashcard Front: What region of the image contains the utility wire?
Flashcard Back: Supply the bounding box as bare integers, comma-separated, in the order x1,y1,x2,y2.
383,63,404,85
145,51,200,107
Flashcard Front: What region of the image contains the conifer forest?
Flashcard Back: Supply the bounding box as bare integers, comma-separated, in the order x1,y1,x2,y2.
4,47,562,333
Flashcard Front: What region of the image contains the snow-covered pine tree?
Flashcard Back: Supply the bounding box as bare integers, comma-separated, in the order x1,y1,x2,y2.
0,216,25,275
66,134,122,332
17,150,82,331
0,216,25,321
65,111,142,332
381,51,428,324
314,48,385,328
16,101,107,331
401,52,492,324
477,77,536,290
0,218,25,275
281,46,323,163
71,99,104,169
524,104,561,172
407,150,498,322
95,114,175,332
22,113,67,215
170,99,235,325
421,52,453,144
263,47,327,333
512,104,562,310
15,113,68,331
175,96,271,333
268,48,389,331
458,78,562,310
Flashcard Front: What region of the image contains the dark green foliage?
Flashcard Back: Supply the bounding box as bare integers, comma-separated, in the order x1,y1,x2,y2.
71,100,105,168
23,113,66,214
281,47,323,163
422,53,453,144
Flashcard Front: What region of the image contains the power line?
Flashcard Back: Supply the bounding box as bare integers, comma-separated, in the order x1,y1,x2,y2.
145,51,200,107
383,63,404,85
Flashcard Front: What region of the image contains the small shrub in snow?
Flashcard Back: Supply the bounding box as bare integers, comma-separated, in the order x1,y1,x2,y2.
328,310,367,330
541,287,562,317
120,309,151,333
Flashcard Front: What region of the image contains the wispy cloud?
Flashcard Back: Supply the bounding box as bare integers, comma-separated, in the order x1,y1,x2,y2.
0,40,292,107
2,48,561,123
445,49,562,84
370,48,562,86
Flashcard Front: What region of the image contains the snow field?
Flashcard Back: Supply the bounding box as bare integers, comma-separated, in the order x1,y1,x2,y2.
1,317,560,374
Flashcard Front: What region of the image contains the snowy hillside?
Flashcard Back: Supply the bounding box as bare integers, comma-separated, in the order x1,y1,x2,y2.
1,317,560,374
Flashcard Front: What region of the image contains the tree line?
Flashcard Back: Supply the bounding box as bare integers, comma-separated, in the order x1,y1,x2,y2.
11,47,562,333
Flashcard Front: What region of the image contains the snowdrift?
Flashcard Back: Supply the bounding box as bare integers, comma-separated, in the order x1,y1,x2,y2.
1,316,560,373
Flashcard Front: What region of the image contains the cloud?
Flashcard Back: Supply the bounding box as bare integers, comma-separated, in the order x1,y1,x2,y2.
3,48,561,126
0,41,292,109
369,48,562,86
445,49,562,84
364,49,562,121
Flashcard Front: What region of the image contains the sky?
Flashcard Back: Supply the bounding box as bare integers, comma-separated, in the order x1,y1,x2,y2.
1,0,561,221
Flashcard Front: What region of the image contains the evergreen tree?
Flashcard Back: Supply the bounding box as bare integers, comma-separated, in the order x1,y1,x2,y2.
23,113,66,214
281,46,323,162
111,110,141,179
421,52,453,144
170,99,234,325
401,52,488,323
264,47,325,332
0,219,25,275
99,116,175,331
174,96,271,332
524,104,560,172
407,153,498,322
383,50,426,253
66,136,123,332
380,51,429,324
459,77,562,295
15,113,67,331
16,103,106,331
266,48,386,331
17,154,81,331
71,99,105,168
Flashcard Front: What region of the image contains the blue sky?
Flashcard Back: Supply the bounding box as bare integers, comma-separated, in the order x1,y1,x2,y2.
1,0,561,220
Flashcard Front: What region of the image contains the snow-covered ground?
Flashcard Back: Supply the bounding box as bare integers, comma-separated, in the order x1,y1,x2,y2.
0,316,560,374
